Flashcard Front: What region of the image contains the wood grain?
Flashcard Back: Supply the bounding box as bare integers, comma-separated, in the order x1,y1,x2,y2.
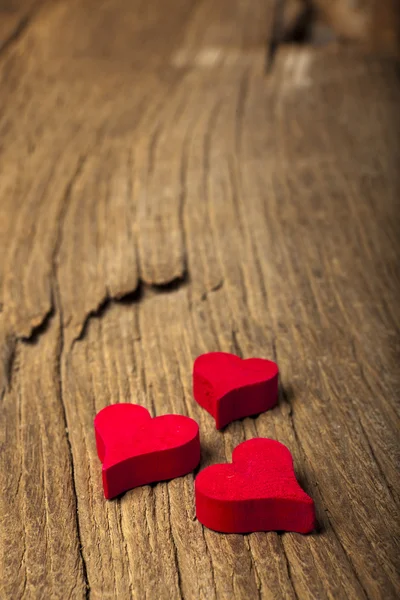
0,1,399,598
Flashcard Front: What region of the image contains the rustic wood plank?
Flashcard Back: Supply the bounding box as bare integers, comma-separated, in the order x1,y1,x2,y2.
55,53,400,598
0,317,86,598
0,0,399,598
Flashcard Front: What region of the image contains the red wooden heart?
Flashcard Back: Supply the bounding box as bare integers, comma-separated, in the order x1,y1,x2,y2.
94,404,200,499
193,352,279,429
195,438,315,533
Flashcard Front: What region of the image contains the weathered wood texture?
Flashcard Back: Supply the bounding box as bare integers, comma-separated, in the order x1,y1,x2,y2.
1,0,399,598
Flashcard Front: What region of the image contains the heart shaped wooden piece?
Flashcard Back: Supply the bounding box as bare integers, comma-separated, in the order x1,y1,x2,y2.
94,403,200,499
193,352,279,429
195,438,315,533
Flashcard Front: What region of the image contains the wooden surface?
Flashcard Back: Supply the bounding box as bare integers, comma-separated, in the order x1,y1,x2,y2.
1,0,399,598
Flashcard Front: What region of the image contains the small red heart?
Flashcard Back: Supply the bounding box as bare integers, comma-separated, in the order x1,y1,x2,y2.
195,438,315,533
193,352,279,429
94,404,200,499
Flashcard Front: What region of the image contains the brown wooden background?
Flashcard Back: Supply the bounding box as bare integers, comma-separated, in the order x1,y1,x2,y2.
1,0,399,598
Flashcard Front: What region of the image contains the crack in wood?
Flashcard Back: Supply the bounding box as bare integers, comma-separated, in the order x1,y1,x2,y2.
178,117,191,294
349,338,397,504
165,488,184,600
0,14,31,56
357,414,396,505
231,329,243,358
200,279,224,302
53,304,90,598
244,537,262,598
70,287,140,348
20,303,55,344
0,304,55,399
13,349,27,598
279,534,300,600
324,509,370,600
1,333,16,395
50,154,91,597
71,273,189,347
117,499,134,600
0,0,52,57
235,72,249,154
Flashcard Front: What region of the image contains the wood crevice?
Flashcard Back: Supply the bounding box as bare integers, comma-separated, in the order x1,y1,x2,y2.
1,333,17,395
231,329,245,359
21,302,55,344
50,150,90,597
200,528,218,598
349,338,397,503
14,344,27,597
279,535,300,600
178,122,191,288
117,502,134,600
166,488,184,600
53,295,90,598
324,510,370,600
244,537,262,598
357,415,396,505
0,14,31,57
1,304,55,398
0,0,52,58
200,279,224,302
70,273,190,347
